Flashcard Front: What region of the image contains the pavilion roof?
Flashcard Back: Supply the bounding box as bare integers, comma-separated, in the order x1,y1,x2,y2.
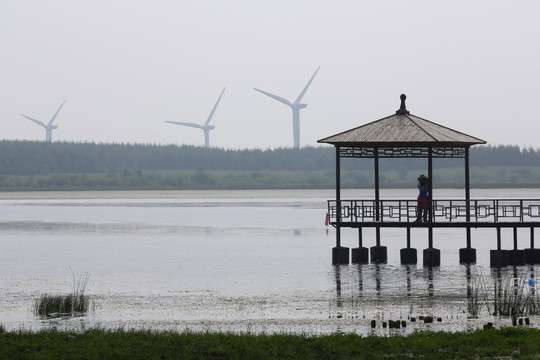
317,95,486,148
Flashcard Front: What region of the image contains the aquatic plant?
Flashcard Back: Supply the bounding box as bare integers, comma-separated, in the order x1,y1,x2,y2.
33,271,91,319
492,274,533,316
467,270,540,318
466,277,481,317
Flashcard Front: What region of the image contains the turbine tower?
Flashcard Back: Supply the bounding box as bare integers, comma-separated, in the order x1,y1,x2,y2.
254,67,320,149
21,100,66,142
166,87,226,148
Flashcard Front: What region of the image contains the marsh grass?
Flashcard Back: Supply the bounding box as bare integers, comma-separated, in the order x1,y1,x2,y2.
467,276,482,317
34,271,90,319
468,270,540,318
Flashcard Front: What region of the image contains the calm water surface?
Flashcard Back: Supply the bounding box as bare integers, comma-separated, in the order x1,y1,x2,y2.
1,188,540,335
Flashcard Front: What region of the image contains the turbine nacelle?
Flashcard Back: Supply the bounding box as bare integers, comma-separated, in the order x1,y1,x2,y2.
166,87,225,148
20,100,66,142
253,67,319,148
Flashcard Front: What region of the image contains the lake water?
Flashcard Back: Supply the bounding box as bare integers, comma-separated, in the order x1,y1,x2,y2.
1,188,540,335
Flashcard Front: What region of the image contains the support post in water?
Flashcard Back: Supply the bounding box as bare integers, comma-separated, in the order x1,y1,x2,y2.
370,148,387,263
459,147,476,264
491,227,508,267
352,227,368,264
422,149,440,267
371,226,388,263
508,226,525,265
525,227,540,264
332,146,349,265
400,227,417,265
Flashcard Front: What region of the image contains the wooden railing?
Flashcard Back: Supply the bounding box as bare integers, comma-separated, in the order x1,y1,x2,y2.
327,199,540,224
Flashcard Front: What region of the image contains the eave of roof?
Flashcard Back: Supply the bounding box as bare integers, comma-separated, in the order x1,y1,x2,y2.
318,95,486,148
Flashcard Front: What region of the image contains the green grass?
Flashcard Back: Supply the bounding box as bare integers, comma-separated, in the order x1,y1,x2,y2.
1,328,540,359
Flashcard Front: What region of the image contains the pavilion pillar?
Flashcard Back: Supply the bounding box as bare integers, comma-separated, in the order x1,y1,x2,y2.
423,146,440,266
370,147,387,263
460,147,476,264
332,146,349,264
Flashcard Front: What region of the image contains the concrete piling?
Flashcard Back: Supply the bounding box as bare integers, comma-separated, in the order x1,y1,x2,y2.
459,247,476,264
490,250,508,267
332,246,349,265
423,248,440,267
400,248,417,265
525,248,540,264
351,247,369,264
370,245,388,263
508,250,525,266
330,224,540,266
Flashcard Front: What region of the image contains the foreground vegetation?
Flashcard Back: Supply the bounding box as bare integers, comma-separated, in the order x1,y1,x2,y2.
1,327,540,359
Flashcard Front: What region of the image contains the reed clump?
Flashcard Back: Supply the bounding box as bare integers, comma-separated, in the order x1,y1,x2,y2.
33,272,91,319
468,269,540,318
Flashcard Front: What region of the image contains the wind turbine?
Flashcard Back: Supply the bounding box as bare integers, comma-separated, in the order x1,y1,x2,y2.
21,100,66,142
166,87,226,148
254,66,320,149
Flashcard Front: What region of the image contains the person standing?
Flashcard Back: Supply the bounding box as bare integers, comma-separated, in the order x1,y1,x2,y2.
415,175,429,223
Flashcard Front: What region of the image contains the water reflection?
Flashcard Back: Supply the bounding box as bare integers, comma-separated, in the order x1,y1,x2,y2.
425,266,435,298
355,264,364,296
465,264,472,299
333,265,343,308
374,264,382,295
330,262,540,327
404,265,412,297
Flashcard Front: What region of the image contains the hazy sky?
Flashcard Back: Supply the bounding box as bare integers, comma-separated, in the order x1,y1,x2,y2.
1,1,539,149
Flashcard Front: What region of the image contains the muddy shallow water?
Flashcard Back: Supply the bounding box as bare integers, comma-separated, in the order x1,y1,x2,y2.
1,189,540,335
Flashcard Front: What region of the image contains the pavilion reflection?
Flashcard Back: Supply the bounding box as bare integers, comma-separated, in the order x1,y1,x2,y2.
331,262,540,321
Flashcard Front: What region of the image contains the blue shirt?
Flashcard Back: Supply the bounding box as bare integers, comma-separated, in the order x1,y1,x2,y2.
418,182,429,198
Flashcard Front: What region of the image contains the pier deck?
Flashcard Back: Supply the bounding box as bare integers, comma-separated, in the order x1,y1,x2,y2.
327,198,540,267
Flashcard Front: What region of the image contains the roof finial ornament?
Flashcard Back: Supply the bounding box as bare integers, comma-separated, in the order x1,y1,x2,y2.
396,94,410,115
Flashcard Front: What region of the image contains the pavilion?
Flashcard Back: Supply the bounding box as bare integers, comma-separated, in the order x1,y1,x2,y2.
318,94,540,266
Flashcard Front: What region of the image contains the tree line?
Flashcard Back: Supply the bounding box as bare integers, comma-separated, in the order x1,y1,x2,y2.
0,140,539,176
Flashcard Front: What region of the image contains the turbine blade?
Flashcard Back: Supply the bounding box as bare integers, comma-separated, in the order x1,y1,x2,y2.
48,100,66,126
253,88,292,106
165,121,203,129
294,66,320,104
21,114,46,127
204,87,226,126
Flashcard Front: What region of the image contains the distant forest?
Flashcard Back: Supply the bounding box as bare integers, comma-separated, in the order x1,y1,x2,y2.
0,140,539,190
0,140,538,175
